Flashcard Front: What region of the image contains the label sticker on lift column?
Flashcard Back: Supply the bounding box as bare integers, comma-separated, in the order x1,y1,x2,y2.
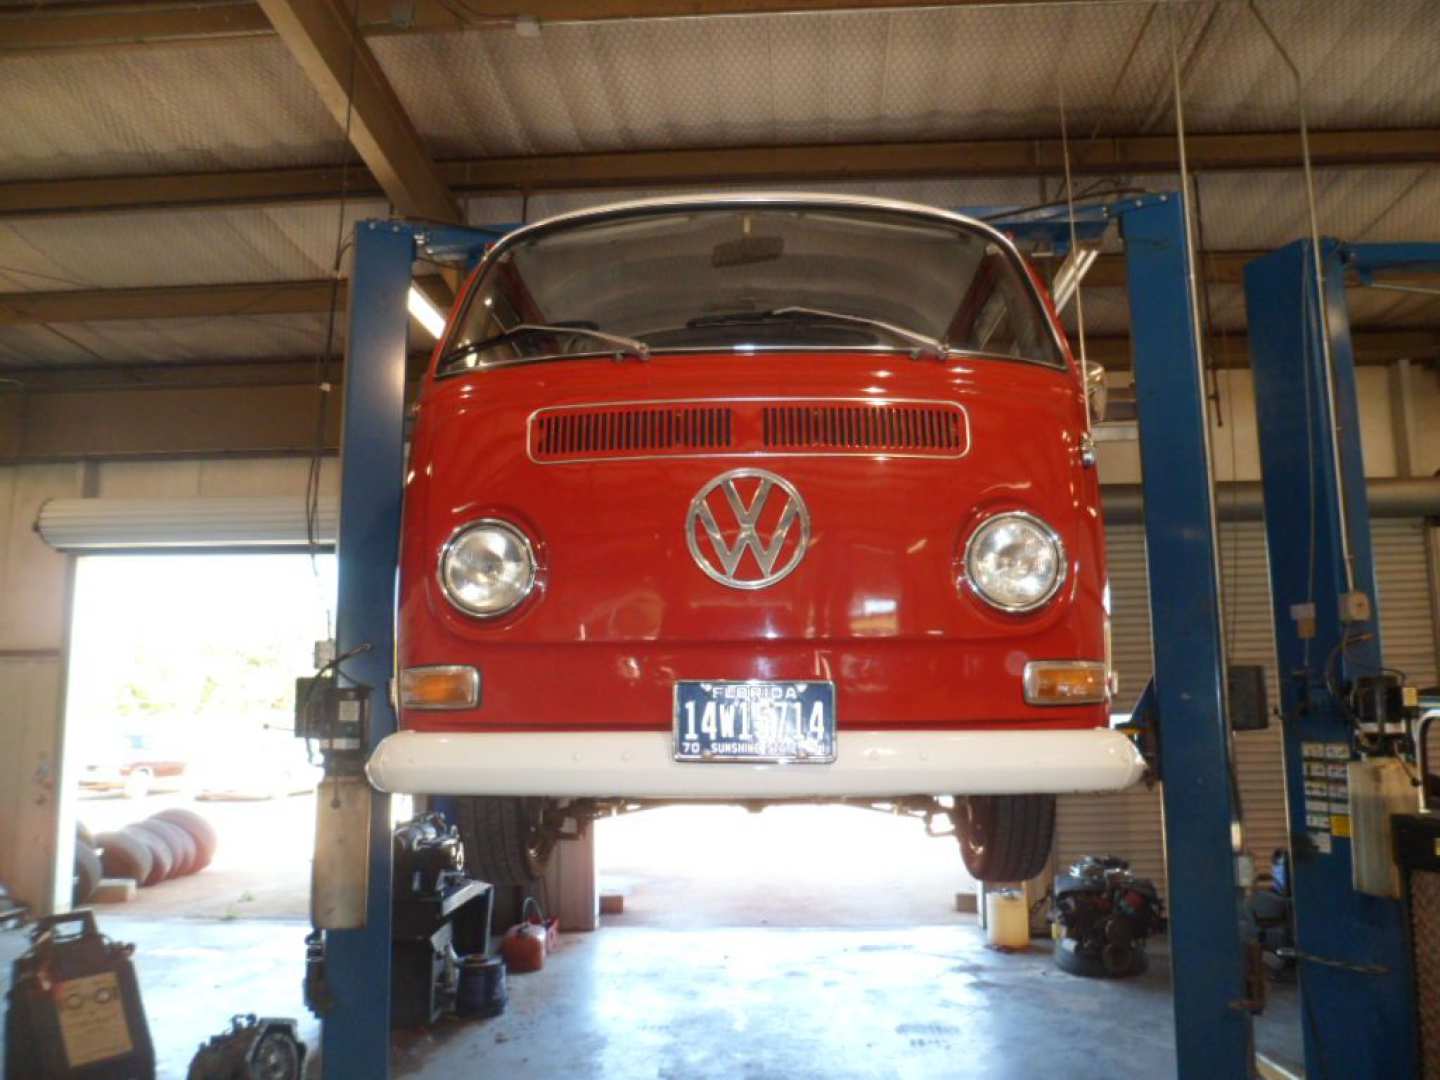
1300,741,1350,855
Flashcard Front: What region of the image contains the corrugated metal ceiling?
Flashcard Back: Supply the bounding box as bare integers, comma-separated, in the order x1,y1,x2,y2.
5,1,1438,185
0,200,386,293
0,39,345,182
372,0,1440,159
0,0,1437,370
0,313,341,368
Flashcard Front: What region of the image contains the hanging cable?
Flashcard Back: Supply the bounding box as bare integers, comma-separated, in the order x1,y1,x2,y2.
1168,5,1248,848
1057,77,1088,379
1247,0,1355,596
305,0,365,641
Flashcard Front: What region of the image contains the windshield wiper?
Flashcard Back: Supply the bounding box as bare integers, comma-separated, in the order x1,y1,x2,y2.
442,323,649,370
769,306,947,360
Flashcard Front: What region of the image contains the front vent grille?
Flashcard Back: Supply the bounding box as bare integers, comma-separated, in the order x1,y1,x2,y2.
762,404,965,455
531,406,734,460
529,399,968,462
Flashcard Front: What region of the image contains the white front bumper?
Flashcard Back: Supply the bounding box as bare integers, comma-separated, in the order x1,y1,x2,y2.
367,728,1145,799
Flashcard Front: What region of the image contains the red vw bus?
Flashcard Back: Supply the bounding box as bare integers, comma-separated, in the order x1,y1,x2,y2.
369,194,1143,885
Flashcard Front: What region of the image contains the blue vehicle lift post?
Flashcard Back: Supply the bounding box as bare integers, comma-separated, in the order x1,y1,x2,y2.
321,221,415,1075
322,219,494,1078
1117,194,1254,1078
322,196,1253,1079
1246,238,1431,1079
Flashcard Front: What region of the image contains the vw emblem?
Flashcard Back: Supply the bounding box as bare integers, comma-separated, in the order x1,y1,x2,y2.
686,468,811,590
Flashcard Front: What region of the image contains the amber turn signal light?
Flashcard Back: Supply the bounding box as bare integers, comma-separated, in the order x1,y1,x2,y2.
400,665,480,710
1023,661,1109,706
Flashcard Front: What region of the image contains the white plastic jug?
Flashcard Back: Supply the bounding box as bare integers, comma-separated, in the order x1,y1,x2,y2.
985,889,1030,950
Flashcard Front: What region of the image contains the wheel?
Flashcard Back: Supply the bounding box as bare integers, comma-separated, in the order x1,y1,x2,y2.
123,823,174,885
73,842,102,904
95,829,153,886
144,818,196,877
151,807,218,871
251,1029,303,1080
454,797,557,886
1053,937,1106,977
952,794,1055,883
122,767,153,800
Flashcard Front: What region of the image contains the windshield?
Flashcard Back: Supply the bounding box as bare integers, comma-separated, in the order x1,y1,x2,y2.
437,202,1063,376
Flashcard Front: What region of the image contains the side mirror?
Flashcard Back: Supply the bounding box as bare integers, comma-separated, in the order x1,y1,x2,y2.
1084,361,1108,424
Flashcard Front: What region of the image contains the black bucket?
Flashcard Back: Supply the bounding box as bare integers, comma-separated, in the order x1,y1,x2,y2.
456,954,507,1019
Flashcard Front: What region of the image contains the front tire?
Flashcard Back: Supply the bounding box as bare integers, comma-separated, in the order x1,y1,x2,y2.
454,797,557,886
953,794,1055,883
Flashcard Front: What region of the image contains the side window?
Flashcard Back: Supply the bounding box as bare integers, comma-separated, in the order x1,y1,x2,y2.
946,250,1060,366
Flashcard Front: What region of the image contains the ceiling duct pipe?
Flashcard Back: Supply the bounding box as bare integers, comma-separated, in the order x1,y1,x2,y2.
1101,476,1440,525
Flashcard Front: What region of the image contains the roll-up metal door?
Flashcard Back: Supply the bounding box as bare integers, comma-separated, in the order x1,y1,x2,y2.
1055,525,1166,893
1373,518,1440,693
36,496,338,550
1058,518,1440,897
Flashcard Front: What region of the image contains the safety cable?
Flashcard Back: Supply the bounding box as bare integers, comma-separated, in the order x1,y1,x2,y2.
305,0,365,644
1164,5,1251,850
1247,0,1355,597
1056,79,1089,381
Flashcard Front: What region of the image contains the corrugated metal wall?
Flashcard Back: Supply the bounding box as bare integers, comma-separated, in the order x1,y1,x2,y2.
1058,518,1440,895
0,455,337,914
0,463,83,914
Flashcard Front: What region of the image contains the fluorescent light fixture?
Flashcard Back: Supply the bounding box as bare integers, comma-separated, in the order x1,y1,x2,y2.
408,286,447,339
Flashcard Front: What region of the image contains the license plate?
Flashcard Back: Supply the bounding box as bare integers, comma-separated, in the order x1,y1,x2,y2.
673,680,836,763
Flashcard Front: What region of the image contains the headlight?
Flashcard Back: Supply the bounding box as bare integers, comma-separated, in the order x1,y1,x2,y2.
963,512,1066,612
438,520,537,617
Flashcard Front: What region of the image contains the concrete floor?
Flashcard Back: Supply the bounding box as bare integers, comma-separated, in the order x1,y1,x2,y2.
2,916,1303,1079
28,795,1302,1078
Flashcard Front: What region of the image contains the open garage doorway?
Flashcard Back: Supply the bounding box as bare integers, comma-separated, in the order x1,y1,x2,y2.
63,553,336,919
595,803,980,929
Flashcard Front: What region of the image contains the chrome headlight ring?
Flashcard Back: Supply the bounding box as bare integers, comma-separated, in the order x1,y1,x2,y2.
437,519,538,618
962,511,1067,613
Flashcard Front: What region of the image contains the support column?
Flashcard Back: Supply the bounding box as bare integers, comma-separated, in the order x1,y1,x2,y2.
1121,194,1253,1078
322,221,415,1080
1245,239,1418,1080
1387,357,1419,479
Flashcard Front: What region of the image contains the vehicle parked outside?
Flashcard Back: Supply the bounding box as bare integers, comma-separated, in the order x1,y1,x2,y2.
194,737,323,801
80,732,190,800
369,194,1144,885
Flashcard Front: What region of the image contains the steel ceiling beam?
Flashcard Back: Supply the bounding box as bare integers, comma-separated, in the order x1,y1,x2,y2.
0,276,452,326
0,279,337,325
8,259,1439,327
0,328,1430,396
2,128,1437,220
255,0,462,225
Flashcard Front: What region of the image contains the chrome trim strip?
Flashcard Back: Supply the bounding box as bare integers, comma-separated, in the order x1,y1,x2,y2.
436,518,538,618
526,395,971,465
428,192,1071,375
961,510,1068,614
